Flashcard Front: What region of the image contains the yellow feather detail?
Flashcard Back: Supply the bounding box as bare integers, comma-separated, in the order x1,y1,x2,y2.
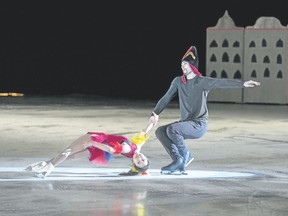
130,132,149,145
130,166,139,173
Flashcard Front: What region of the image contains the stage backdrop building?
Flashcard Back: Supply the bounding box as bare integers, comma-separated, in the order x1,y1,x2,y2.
206,11,288,104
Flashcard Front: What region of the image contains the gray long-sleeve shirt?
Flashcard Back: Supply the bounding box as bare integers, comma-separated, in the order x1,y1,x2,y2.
153,76,245,122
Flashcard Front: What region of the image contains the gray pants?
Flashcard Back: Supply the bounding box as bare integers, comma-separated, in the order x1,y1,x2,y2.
155,120,207,158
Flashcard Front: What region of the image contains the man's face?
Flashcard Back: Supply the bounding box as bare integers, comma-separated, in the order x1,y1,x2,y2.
181,61,192,75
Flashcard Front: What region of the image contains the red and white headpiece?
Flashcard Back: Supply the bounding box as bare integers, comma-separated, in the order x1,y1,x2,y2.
181,46,202,84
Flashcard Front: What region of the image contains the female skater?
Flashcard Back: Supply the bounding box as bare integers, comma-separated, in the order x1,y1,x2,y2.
24,131,150,178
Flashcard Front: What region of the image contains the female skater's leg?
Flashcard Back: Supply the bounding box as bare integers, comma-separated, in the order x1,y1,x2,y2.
25,134,94,177
49,134,92,166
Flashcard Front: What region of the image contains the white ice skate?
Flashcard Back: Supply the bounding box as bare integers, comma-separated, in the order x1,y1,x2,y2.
33,162,54,178
24,161,47,172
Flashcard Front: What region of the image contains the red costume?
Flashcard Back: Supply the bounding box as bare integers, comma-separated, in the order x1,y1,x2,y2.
87,132,138,165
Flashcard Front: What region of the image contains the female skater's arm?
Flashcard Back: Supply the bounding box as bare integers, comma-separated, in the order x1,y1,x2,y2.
82,142,116,154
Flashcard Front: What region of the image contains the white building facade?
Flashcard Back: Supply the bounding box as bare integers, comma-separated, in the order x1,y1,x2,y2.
206,11,288,104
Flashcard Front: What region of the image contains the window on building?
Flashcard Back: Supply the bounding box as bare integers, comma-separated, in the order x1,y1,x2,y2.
222,39,229,47
264,68,270,77
210,71,217,78
276,39,283,47
233,70,242,79
251,70,257,78
221,70,228,78
210,40,218,47
277,71,283,78
251,54,257,63
263,56,270,63
233,41,240,47
249,41,256,47
262,39,267,47
277,54,282,64
210,54,217,62
222,52,229,62
233,54,241,63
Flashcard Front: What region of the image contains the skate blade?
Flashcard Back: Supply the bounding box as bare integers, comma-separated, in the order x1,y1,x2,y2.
185,157,194,167
24,161,47,172
33,172,47,179
161,170,186,175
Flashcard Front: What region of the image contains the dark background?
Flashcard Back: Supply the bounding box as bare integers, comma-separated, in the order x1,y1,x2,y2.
0,0,287,100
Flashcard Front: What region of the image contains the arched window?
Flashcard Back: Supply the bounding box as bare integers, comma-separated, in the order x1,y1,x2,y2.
264,68,270,78
277,54,282,64
233,41,240,47
222,39,228,47
262,39,267,47
222,52,229,62
233,70,242,79
210,71,217,78
251,54,257,63
210,40,218,47
277,70,283,78
233,54,241,63
251,70,257,78
276,39,283,47
249,41,256,47
221,70,228,78
263,56,270,63
210,54,217,62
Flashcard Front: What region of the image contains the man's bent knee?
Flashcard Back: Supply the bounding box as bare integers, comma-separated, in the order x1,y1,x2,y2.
155,126,166,139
